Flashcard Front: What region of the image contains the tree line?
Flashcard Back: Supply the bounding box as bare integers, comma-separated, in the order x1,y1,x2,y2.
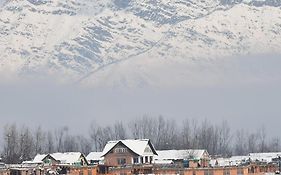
1,115,280,164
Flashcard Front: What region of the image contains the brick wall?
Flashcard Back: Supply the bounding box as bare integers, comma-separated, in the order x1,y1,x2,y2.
104,145,138,167
0,169,9,175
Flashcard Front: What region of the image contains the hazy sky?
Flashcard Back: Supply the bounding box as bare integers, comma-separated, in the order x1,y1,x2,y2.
0,79,280,137
0,0,4,7
0,54,281,139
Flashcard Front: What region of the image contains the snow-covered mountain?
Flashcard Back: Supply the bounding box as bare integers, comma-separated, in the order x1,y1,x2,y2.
0,0,280,86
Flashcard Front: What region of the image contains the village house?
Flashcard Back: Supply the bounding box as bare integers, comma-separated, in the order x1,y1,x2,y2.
30,154,59,166
101,139,158,167
86,152,104,165
50,152,89,166
154,149,210,168
32,152,88,167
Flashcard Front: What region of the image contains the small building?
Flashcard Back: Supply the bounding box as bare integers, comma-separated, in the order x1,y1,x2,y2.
101,139,158,167
86,152,103,165
31,154,59,166
32,152,88,167
48,152,89,166
154,149,210,168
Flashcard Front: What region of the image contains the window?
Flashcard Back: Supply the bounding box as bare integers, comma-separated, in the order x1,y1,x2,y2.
133,157,139,164
43,159,51,164
145,156,149,163
117,158,126,165
115,148,127,153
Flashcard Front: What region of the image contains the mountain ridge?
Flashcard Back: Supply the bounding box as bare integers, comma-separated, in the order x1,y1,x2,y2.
0,0,280,86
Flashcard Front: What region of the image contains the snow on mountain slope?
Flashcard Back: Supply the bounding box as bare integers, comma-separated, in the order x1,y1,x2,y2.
0,0,280,85
148,4,281,60
79,3,281,88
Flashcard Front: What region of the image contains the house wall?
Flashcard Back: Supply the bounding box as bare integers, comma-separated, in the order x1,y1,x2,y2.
0,169,9,175
187,160,208,168
200,159,210,167
69,167,99,175
183,166,249,175
2,161,278,175
104,145,138,167
189,161,200,168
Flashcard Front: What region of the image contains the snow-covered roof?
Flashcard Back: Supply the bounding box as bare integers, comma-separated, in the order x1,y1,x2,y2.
210,152,281,167
154,150,209,161
86,152,103,161
249,152,281,163
210,156,249,167
33,154,47,163
51,152,85,164
102,139,157,157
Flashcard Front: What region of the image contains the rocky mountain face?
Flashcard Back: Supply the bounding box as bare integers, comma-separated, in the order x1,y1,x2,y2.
0,0,280,86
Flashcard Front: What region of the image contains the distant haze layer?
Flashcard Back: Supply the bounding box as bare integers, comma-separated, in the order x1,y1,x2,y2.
0,54,280,138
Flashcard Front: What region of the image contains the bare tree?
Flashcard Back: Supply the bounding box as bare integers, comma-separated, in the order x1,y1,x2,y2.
247,132,258,153
268,137,281,152
217,121,232,156
113,121,127,140
2,116,281,163
54,126,69,152
2,124,19,163
18,126,34,162
234,129,248,155
190,119,200,149
34,126,46,154
78,136,92,155
63,135,79,152
181,119,192,149
47,131,55,153
128,115,157,140
89,122,99,151
257,126,268,152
